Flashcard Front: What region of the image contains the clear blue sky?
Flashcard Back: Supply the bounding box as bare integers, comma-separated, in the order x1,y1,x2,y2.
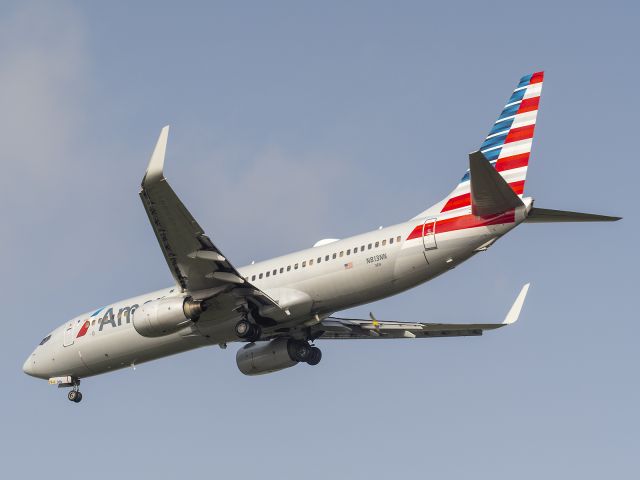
2,1,637,478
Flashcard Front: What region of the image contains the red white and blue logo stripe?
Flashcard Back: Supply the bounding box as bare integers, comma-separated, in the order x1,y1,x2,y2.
441,71,544,214
405,72,544,240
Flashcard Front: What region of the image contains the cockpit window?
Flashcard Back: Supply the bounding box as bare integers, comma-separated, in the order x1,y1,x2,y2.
39,334,51,346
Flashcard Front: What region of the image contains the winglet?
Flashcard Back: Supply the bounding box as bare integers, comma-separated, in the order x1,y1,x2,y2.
143,125,170,186
503,283,530,325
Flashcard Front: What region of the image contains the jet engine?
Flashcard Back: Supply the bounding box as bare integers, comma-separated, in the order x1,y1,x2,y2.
236,338,321,375
132,296,204,337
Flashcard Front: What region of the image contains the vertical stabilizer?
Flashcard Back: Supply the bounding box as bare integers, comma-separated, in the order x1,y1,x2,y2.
413,72,544,219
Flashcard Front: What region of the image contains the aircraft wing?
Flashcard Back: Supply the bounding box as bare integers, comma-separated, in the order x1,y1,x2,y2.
139,127,281,311
313,284,530,340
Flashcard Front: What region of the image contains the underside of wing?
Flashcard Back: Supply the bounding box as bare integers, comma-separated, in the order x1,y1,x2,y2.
316,319,501,339
139,127,284,316
312,284,530,340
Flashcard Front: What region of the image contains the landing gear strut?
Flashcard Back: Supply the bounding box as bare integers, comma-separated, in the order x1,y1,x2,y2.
67,380,83,403
235,318,262,342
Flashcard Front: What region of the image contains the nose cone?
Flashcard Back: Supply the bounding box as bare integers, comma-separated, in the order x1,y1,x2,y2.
23,354,36,377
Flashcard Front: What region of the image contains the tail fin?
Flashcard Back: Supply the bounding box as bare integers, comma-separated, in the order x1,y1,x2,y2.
435,72,544,216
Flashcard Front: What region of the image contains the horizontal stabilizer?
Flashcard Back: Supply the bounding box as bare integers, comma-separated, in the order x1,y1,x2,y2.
470,151,524,216
525,207,621,223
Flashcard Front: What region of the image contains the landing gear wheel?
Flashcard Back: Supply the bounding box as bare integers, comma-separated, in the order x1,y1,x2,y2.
235,319,251,337
287,340,312,362
235,319,262,342
68,390,81,403
306,346,322,366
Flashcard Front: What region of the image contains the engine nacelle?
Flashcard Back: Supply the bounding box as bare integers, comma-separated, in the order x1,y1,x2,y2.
132,296,203,338
236,338,299,376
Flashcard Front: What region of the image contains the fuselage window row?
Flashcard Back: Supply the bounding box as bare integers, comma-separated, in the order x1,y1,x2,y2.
249,236,402,282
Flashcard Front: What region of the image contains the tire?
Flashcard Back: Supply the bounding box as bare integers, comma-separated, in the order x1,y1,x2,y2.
235,319,251,338
74,392,83,403
307,347,322,366
288,340,312,362
247,324,262,342
68,391,78,402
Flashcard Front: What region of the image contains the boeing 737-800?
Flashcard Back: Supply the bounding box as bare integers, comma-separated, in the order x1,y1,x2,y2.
23,72,620,402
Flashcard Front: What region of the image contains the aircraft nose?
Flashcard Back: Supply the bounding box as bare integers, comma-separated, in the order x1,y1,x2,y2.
23,354,36,377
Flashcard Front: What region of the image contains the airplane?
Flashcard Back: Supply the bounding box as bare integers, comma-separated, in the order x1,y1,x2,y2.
23,71,620,403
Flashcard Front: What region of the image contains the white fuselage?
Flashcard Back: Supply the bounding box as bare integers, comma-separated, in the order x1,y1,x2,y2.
23,202,530,380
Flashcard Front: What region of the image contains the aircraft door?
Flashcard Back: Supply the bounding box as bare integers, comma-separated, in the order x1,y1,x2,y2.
422,217,437,251
63,324,75,347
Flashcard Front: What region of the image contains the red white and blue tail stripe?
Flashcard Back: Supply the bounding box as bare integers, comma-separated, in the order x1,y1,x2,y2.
440,71,544,214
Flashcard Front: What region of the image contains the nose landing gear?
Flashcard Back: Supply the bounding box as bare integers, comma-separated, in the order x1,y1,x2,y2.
68,389,83,403
64,378,83,403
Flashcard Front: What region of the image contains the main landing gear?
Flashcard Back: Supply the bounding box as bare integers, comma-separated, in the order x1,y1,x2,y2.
235,318,262,342
235,319,323,367
288,339,322,366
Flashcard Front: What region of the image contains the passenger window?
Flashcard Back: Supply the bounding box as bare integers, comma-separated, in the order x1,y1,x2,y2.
390,237,394,244
339,251,344,257
259,273,263,279
266,271,270,277
353,247,358,253
252,275,256,281
273,269,277,275
287,266,291,272
368,243,372,249
317,257,321,263
302,261,306,267
295,263,299,269
382,239,386,246
361,245,365,252
346,249,351,255
375,241,379,248
397,235,401,242
325,255,329,261
280,267,284,273
332,253,337,259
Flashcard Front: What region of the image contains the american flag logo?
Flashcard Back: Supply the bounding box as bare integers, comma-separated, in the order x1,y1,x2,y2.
344,262,353,270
